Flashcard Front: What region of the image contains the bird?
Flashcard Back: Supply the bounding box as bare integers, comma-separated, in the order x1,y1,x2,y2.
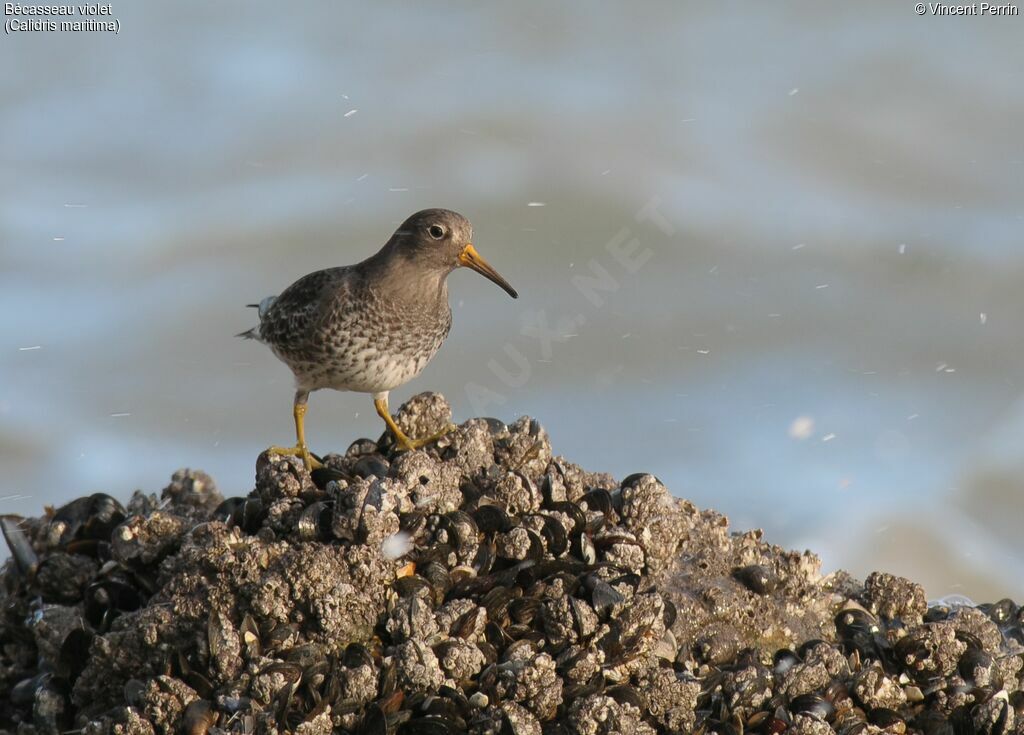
238,208,518,470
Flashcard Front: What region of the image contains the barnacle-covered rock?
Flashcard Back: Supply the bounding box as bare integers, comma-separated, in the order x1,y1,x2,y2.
392,639,445,693
111,512,187,567
863,571,927,624
568,693,656,735
4,392,1024,735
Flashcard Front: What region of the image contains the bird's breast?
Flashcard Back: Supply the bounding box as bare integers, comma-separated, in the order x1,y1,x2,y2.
286,291,451,393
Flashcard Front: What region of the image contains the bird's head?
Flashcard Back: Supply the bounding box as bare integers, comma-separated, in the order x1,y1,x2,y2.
389,209,518,298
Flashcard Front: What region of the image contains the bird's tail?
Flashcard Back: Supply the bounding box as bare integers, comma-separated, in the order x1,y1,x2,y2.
236,296,276,340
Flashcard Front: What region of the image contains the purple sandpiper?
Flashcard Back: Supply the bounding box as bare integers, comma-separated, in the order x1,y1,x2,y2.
239,208,517,470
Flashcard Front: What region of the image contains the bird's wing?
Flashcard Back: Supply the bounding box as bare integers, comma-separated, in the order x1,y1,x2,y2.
257,266,353,350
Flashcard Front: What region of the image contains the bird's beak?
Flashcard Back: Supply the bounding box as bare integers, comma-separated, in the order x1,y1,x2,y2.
458,243,518,298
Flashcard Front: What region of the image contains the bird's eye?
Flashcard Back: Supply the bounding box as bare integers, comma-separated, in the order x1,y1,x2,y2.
428,225,445,240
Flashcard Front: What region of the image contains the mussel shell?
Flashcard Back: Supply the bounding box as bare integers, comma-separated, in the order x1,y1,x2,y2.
958,646,993,682
537,515,568,557
480,417,507,435
835,607,879,638
580,488,614,516
355,702,387,735
733,564,779,595
354,454,390,480
546,502,586,536
296,501,332,541
309,464,344,490
508,596,542,624
343,642,375,669
213,496,265,533
400,511,428,538
473,504,513,534
84,579,144,628
572,533,597,565
482,586,518,622
442,510,480,549
53,493,126,542
471,541,496,575
181,699,218,735
58,628,94,681
63,538,111,560
83,493,127,538
420,561,453,603
923,605,952,623
587,578,624,614
11,672,49,706
452,606,486,639
605,683,645,710
394,574,433,599
790,692,835,721
867,707,905,728
484,620,511,651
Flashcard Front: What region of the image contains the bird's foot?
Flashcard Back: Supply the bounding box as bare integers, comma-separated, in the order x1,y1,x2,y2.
266,444,323,471
394,423,457,452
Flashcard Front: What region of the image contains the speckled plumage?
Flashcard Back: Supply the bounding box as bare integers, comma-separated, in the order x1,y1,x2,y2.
240,208,517,461
256,261,453,396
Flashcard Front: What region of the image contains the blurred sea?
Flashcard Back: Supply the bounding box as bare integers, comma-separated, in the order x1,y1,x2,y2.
2,1,1023,601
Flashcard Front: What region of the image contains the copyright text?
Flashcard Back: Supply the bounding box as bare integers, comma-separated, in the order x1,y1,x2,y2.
915,2,1019,14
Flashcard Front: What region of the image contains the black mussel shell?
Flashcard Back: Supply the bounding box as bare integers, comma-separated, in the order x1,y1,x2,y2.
181,699,218,735
84,579,144,629
733,564,780,595
309,464,343,490
536,514,568,557
868,708,905,728
53,493,126,543
357,702,388,735
214,496,266,533
835,607,879,638
11,673,49,706
581,488,614,516
790,692,835,721
420,561,452,602
58,628,94,681
394,575,432,599
472,541,497,576
508,596,542,624
605,683,645,709
572,532,597,565
343,642,375,669
924,605,952,623
586,577,624,614
443,510,479,546
296,501,332,541
482,586,518,622
546,502,586,536
958,646,993,683
353,454,390,480
480,417,507,435
473,504,513,534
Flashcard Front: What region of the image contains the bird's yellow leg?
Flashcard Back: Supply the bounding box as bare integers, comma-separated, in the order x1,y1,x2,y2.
374,396,453,451
268,400,322,471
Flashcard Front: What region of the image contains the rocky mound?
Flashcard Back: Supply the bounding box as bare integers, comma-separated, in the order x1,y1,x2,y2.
1,393,1022,734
